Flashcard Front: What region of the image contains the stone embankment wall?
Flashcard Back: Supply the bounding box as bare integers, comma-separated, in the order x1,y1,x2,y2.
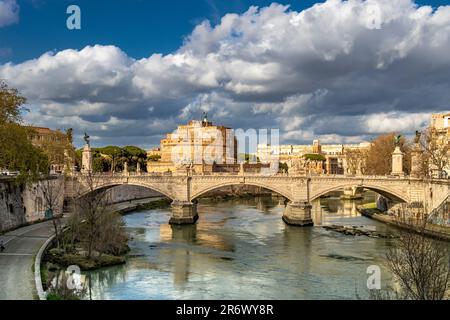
0,177,26,232
0,177,65,233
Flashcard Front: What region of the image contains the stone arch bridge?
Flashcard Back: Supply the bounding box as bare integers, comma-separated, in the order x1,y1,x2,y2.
66,173,450,226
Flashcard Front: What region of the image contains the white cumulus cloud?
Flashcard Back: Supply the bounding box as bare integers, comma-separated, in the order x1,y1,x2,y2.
1,0,450,147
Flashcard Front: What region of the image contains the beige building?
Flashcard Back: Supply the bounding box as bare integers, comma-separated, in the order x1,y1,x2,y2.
431,113,450,133
257,140,370,175
430,113,450,177
147,116,237,173
28,127,71,174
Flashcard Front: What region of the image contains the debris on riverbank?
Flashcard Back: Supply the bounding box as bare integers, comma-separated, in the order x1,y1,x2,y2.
320,253,369,261
323,225,398,238
358,205,450,242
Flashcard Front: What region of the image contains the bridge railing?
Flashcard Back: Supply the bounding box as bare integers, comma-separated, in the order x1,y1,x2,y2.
69,171,450,184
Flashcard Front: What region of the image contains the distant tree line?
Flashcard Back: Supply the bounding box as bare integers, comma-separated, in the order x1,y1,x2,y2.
75,145,147,173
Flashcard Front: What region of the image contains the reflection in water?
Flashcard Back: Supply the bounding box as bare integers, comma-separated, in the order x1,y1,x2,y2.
87,192,393,300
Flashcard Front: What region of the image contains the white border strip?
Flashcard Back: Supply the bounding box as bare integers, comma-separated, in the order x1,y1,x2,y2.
34,234,55,300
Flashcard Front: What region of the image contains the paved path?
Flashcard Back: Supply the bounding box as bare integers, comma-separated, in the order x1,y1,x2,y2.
0,221,55,300
0,197,165,300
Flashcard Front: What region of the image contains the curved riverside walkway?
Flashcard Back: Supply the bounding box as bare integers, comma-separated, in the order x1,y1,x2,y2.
0,221,55,300
0,197,164,300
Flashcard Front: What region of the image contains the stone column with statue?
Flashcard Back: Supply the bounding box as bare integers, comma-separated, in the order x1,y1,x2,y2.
391,135,405,176
81,132,93,174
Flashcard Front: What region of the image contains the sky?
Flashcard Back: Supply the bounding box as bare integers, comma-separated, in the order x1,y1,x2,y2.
0,0,450,149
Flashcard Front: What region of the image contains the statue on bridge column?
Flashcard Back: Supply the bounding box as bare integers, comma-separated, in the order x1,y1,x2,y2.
83,132,90,146
391,135,405,176
81,132,92,174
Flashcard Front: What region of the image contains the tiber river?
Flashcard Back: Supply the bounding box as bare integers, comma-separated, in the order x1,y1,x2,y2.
85,192,396,300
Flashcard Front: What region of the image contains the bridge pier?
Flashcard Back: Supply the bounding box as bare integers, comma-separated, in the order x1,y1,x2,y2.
169,201,198,225
341,187,364,200
282,201,314,227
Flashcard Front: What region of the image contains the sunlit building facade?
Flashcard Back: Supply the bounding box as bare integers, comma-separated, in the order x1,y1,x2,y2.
147,116,237,173
257,140,370,175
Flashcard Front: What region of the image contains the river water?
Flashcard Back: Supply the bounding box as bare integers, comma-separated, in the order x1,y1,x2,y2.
86,193,396,300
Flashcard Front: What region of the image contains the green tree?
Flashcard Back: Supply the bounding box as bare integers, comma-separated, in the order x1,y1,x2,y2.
303,153,326,161
92,156,109,173
0,81,49,181
0,80,27,124
279,162,289,173
74,149,83,171
122,146,147,171
97,146,123,172
148,154,161,162
122,146,146,159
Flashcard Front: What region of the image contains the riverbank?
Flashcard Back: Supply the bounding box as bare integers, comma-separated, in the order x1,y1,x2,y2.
108,196,169,214
357,204,450,241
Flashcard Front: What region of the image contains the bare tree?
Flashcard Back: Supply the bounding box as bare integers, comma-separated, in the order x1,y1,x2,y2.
68,171,127,260
344,149,367,175
380,211,450,300
39,176,65,248
419,126,450,178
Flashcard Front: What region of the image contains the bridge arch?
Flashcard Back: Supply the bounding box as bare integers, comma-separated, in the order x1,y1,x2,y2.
190,181,293,202
310,183,410,203
77,182,175,201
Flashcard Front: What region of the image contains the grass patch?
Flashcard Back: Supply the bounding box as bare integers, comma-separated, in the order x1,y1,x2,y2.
361,202,377,209
47,294,63,300
40,264,48,288
303,153,326,161
134,198,171,211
